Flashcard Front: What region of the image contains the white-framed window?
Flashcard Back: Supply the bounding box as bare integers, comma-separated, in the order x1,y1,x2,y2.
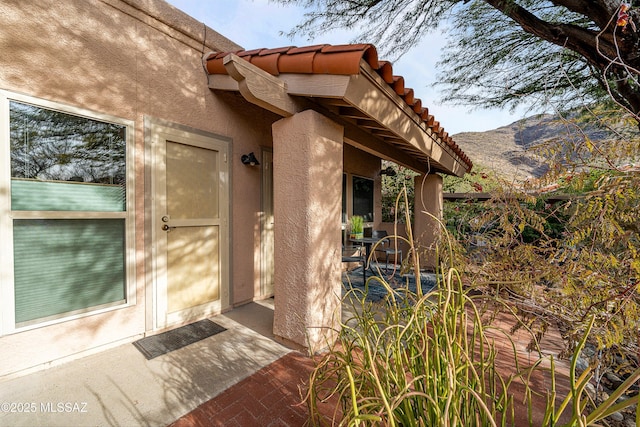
0,91,135,334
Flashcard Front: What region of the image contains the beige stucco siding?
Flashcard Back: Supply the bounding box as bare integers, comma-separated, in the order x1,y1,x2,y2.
214,94,279,306
272,110,344,351
0,0,274,376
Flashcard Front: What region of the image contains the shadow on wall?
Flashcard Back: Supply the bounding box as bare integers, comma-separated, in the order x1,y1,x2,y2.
2,0,211,130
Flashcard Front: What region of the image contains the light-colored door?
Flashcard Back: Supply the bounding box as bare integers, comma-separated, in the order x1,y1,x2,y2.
261,150,274,297
152,124,229,328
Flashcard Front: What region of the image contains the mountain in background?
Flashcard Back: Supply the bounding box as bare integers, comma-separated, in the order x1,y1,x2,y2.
452,113,616,181
453,114,557,181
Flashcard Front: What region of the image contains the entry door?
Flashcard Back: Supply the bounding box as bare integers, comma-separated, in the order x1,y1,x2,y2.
152,125,229,329
261,150,274,296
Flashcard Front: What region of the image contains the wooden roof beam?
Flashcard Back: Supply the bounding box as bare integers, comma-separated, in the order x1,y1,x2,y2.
216,53,306,117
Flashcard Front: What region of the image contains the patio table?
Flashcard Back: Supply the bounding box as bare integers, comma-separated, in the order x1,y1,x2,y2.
350,237,381,274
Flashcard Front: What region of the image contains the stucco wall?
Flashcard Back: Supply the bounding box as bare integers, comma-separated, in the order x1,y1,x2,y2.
219,95,279,306
0,0,275,377
272,110,344,351
414,174,444,271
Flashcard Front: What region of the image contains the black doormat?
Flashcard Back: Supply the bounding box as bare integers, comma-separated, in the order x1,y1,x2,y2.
133,319,227,360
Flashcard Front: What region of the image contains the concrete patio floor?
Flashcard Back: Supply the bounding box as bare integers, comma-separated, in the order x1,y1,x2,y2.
0,299,291,427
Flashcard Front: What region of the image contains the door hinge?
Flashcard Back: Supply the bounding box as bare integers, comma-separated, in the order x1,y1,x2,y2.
223,153,227,163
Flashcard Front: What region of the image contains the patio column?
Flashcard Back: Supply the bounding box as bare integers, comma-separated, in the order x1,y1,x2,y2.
414,173,443,271
271,109,344,352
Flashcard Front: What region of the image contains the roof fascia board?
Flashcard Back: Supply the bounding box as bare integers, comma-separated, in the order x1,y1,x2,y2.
280,75,437,173
448,162,468,177
281,72,466,176
358,60,430,134
221,53,304,117
206,55,468,176
208,74,240,91
342,72,463,172
342,126,430,174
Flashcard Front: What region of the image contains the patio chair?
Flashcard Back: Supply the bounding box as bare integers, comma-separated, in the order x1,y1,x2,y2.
372,230,403,271
342,244,366,282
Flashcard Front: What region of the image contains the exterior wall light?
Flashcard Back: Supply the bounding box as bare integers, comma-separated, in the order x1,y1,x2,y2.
380,166,396,176
241,152,260,166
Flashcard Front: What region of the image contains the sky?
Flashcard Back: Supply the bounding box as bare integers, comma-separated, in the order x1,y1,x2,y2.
166,0,531,135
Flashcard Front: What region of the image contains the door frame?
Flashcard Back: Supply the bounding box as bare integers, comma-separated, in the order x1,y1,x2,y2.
146,118,231,331
260,148,274,297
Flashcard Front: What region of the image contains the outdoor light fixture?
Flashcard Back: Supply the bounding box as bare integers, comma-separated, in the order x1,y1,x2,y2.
241,152,260,166
380,166,397,177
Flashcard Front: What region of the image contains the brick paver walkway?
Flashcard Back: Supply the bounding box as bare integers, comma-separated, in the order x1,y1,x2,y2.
169,310,572,427
168,352,321,427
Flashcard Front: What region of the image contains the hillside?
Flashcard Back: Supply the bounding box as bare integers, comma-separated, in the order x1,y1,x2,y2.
453,112,625,181
453,114,556,181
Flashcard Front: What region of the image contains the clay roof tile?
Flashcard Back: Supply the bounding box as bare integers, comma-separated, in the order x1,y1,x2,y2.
278,51,316,74
377,61,394,84
392,76,405,96
249,52,281,75
412,99,422,114
258,46,294,55
403,88,414,105
240,48,266,57
313,50,364,74
287,44,328,54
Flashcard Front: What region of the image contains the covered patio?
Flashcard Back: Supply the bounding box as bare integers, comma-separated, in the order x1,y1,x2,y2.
206,44,472,351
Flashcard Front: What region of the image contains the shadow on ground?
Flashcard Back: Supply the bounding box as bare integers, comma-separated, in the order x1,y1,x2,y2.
342,263,437,302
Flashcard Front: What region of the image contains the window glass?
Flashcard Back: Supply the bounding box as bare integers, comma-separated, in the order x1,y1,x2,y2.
352,176,374,222
13,219,126,325
5,99,129,327
10,101,126,211
342,174,347,223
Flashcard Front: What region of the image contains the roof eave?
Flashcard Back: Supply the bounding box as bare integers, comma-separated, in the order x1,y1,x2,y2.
353,60,469,176
207,53,469,176
279,66,468,176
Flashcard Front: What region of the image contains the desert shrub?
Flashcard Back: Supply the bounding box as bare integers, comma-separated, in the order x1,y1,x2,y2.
306,217,640,426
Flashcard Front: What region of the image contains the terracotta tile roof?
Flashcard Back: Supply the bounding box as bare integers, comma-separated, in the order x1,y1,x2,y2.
206,44,472,171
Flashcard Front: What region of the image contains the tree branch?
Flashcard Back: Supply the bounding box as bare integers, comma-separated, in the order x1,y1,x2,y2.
549,0,615,29
482,0,615,69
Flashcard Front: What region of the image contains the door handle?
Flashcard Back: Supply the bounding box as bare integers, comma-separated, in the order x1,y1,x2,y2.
162,224,176,232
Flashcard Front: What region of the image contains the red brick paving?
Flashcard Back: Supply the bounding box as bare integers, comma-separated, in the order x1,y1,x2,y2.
168,351,323,427
169,312,572,427
484,309,572,426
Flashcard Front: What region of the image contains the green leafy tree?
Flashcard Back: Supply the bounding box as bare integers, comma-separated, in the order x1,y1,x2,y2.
380,161,418,223
445,169,639,389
